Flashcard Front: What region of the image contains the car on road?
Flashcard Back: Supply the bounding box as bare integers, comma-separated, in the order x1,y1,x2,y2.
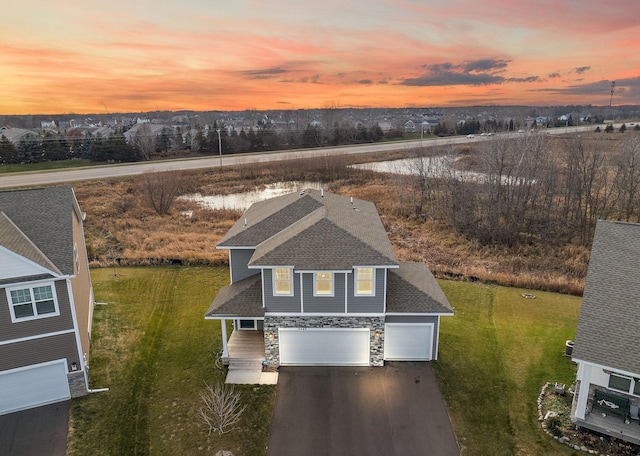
466,134,475,138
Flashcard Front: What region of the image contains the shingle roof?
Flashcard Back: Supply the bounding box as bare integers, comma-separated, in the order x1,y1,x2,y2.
0,187,78,275
0,212,61,274
221,189,398,269
387,262,453,314
572,220,640,374
205,274,264,318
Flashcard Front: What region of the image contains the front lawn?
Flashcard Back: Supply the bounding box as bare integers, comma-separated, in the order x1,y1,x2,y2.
67,266,275,456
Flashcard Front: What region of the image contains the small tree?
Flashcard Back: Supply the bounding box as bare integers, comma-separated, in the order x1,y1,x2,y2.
196,382,246,435
619,123,627,133
138,171,184,215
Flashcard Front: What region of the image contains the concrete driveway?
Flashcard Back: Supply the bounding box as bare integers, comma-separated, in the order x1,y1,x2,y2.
0,401,69,456
267,362,459,456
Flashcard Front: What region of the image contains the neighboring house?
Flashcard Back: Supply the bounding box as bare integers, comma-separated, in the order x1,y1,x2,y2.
571,220,640,443
0,127,41,146
0,187,94,415
206,189,453,367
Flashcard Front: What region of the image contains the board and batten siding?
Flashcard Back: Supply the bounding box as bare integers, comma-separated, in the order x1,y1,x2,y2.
0,331,79,372
263,269,302,312
302,272,346,313
346,268,385,313
0,280,74,342
229,249,258,283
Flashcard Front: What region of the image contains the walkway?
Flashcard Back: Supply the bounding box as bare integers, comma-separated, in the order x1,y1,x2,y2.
225,330,278,385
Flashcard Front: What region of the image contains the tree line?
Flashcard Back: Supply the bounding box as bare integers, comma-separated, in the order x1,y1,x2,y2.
391,131,640,247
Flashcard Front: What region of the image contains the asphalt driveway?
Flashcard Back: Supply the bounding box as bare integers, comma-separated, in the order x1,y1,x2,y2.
267,362,459,456
0,401,69,456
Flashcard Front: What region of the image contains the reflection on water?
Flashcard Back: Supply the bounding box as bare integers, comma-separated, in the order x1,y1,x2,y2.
179,181,323,211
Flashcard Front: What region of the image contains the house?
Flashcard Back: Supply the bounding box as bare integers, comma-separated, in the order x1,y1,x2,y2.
0,187,94,415
205,189,453,367
570,220,640,443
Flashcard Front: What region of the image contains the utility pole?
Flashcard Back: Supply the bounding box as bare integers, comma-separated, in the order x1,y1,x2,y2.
609,81,616,123
216,128,222,169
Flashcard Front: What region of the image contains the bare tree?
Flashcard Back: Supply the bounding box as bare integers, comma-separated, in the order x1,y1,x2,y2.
138,171,184,215
612,134,640,221
134,123,155,161
196,382,246,435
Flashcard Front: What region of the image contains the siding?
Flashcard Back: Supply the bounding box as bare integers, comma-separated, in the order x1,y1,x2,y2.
70,210,93,358
347,268,385,313
302,273,346,313
229,249,258,283
0,331,79,372
263,269,302,312
384,315,440,359
0,280,74,342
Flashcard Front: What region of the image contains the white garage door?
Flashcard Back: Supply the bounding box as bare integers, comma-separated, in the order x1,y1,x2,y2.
0,360,70,415
279,328,370,366
384,323,434,361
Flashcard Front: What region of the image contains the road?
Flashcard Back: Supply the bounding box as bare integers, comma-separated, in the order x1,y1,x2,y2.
0,125,600,189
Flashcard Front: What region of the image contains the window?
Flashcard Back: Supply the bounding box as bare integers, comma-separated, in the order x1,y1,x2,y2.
273,268,293,295
8,284,59,321
609,373,632,393
314,272,333,296
355,268,374,296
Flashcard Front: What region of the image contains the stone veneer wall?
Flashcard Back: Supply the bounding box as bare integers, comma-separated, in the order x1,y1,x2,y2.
263,316,385,367
68,370,88,397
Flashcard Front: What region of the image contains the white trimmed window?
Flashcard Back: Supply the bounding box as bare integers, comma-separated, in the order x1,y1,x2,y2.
273,268,293,295
314,272,334,296
355,268,375,296
7,283,59,322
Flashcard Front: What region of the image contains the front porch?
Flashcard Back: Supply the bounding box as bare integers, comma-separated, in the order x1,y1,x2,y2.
224,330,278,385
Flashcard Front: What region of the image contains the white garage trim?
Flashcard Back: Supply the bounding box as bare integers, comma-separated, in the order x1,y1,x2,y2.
0,359,70,415
279,328,370,366
384,323,434,361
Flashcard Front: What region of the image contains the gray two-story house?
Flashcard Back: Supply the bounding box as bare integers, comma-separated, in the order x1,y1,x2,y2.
206,189,453,367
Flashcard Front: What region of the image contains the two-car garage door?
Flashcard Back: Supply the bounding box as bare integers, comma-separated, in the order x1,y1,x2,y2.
279,328,370,366
0,360,70,415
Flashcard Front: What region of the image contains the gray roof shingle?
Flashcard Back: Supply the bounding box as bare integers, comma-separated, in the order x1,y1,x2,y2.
387,262,453,314
0,187,78,276
205,274,264,318
572,220,640,374
221,189,398,269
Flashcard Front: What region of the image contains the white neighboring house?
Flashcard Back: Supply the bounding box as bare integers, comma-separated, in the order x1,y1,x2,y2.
571,220,640,443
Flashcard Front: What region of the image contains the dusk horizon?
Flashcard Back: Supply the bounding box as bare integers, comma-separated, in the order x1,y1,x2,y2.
2,0,639,115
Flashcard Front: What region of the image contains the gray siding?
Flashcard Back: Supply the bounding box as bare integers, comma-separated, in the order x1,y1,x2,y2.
302,273,346,313
0,331,79,372
229,249,258,283
263,269,302,312
0,280,74,343
347,268,385,313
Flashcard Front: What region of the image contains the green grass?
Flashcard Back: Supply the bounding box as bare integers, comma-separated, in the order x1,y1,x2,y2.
68,266,582,456
433,281,581,456
0,159,93,173
67,266,275,456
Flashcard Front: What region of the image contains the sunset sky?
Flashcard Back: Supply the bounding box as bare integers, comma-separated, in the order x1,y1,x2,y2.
2,0,639,115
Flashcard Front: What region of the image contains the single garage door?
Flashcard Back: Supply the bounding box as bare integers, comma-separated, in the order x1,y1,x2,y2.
0,360,70,415
279,328,370,366
384,323,434,361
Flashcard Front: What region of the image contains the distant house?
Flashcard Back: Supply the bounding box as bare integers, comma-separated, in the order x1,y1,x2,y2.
0,187,94,415
0,127,41,146
404,120,416,133
571,220,640,443
206,189,453,368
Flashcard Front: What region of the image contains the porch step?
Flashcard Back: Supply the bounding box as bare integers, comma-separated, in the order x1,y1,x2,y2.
229,360,264,370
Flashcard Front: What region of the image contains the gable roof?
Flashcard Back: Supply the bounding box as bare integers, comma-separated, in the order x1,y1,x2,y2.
204,274,264,318
387,262,453,314
220,189,398,269
0,212,61,274
572,220,640,374
0,187,80,276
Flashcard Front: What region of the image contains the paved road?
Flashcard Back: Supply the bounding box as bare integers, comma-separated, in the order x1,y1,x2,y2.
0,125,598,190
0,401,69,456
267,363,459,456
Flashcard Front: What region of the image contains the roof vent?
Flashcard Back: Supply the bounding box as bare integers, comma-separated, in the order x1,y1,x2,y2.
244,217,247,227
321,188,324,197
350,197,353,204
299,190,305,196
